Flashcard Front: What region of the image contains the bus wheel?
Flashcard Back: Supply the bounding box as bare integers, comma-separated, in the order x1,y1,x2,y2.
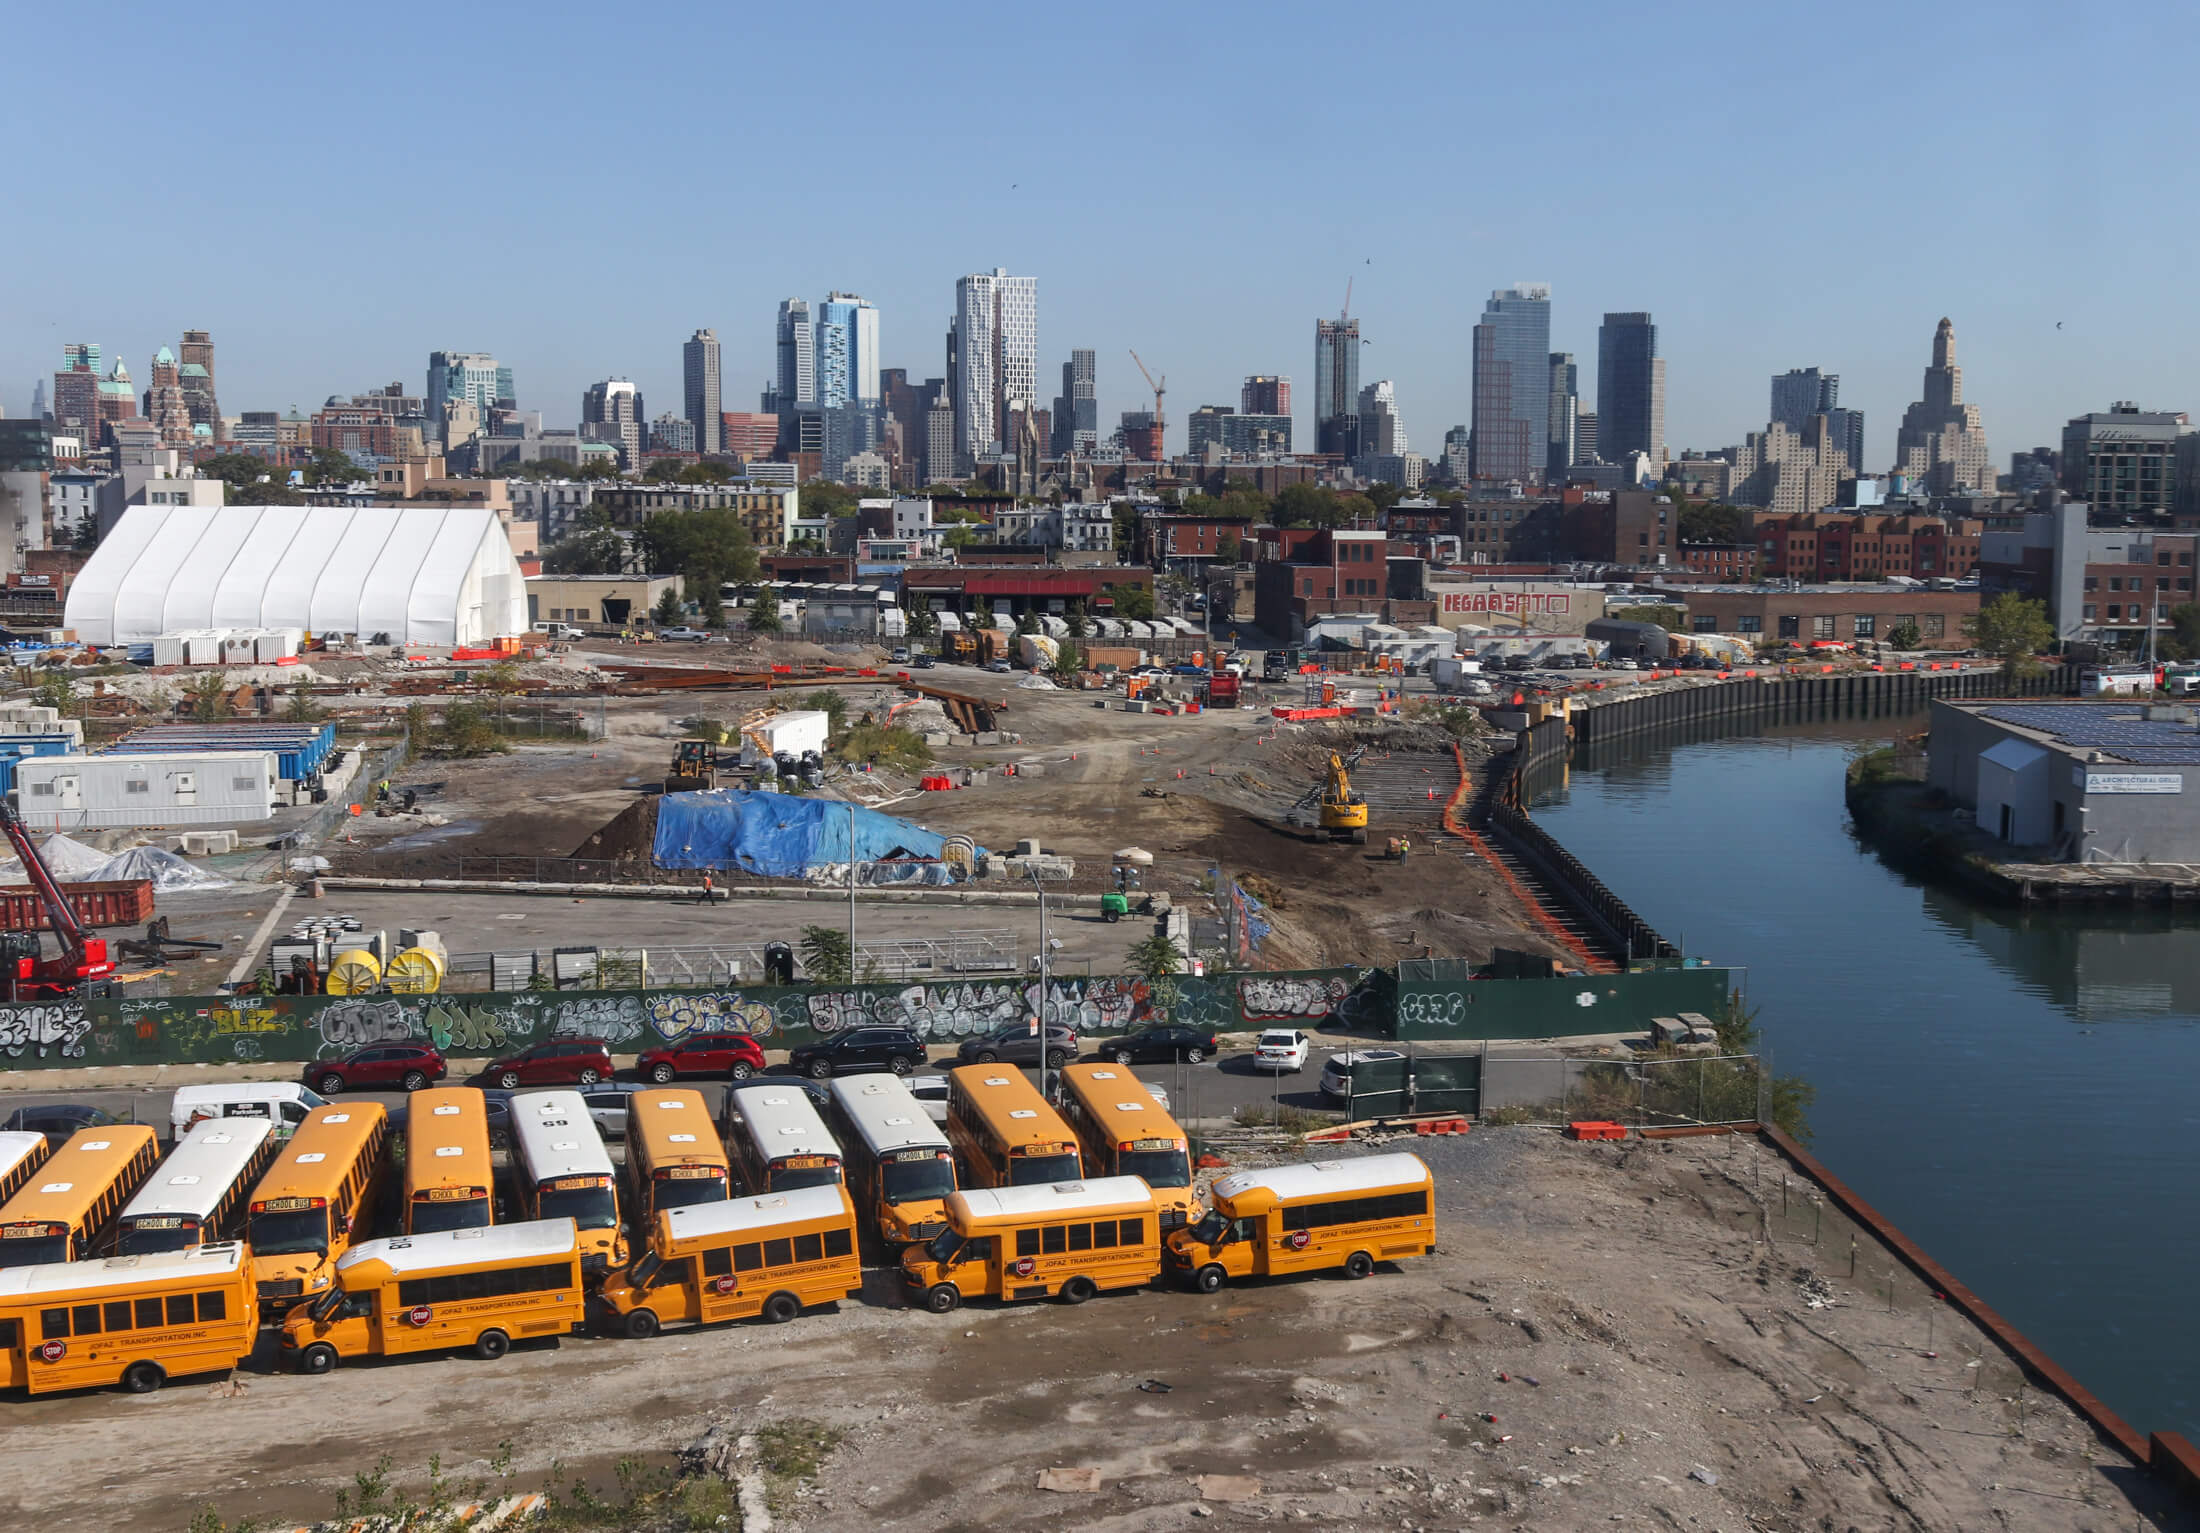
1195,1265,1226,1294
475,1329,511,1360
121,1361,166,1394
762,1292,801,1324
1059,1276,1096,1305
625,1309,660,1340
924,1283,961,1314
301,1343,338,1375
1342,1252,1374,1280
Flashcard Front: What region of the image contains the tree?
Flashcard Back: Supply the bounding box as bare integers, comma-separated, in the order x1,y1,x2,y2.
1886,621,1922,652
541,507,628,575
905,592,936,638
799,925,853,984
1677,498,1754,545
1052,640,1081,679
31,672,74,717
183,671,232,722
1015,609,1038,636
643,459,686,483
1273,483,1347,528
678,460,734,485
801,482,862,520
1363,482,1405,515
303,447,360,486
571,455,625,482
1127,933,1183,1019
285,682,324,724
1214,530,1242,566
653,586,683,625
1111,585,1156,621
748,584,782,634
1111,501,1141,560
1964,592,2053,678
636,506,760,591
694,584,725,629
1064,601,1086,639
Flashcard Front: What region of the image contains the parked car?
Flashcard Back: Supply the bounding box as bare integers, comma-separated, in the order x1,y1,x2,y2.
477,1037,614,1089
579,1082,645,1140
1318,1048,1406,1101
786,1027,928,1079
1098,1025,1218,1065
304,1043,447,1096
0,1102,120,1150
911,653,936,669
1253,1030,1313,1073
907,1074,952,1124
635,1031,766,1084
658,626,709,642
890,647,911,663
955,1022,1078,1070
985,659,1012,673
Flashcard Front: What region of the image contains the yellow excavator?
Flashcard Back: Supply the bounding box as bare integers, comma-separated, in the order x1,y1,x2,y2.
1288,746,1369,843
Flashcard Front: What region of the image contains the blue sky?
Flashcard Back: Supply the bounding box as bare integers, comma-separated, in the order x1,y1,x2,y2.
6,1,2193,467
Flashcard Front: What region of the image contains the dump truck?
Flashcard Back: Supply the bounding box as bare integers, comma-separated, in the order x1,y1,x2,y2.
1204,673,1241,708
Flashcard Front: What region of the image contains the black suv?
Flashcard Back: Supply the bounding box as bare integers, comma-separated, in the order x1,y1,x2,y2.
1099,1025,1218,1065
787,1027,927,1079
955,1022,1078,1070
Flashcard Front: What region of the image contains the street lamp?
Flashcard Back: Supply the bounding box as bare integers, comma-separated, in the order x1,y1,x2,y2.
1027,865,1051,1102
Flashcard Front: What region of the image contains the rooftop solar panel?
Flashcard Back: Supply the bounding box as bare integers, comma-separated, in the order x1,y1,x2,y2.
1977,704,2200,763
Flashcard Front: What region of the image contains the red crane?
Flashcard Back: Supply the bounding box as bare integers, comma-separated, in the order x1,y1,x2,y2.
0,800,113,1000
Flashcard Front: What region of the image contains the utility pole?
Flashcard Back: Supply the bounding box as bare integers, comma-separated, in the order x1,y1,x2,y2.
846,801,857,978
1028,866,1050,1102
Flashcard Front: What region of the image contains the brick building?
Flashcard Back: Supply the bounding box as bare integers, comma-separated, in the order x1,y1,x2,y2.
1139,514,1255,566
898,563,1153,621
1251,528,1397,635
1675,585,1979,645
1753,511,1981,581
1679,542,1759,581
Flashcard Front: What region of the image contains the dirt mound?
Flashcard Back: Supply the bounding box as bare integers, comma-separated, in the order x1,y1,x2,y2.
573,796,658,861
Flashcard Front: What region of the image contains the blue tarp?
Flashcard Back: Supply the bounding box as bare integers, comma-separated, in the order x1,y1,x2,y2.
653,789,974,878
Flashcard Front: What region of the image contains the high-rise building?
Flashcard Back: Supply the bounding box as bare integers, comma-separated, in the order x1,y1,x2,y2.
1188,406,1233,459
1547,353,1578,479
1575,412,1598,463
581,378,644,468
1242,375,1291,417
1731,417,1853,515
427,352,512,442
1596,312,1665,471
683,329,722,454
953,269,1038,470
1441,425,1472,485
178,330,220,441
1770,368,1838,434
1470,284,1550,483
2060,403,2189,518
29,379,47,422
1052,350,1098,455
649,414,697,455
1357,380,1407,458
2009,446,2060,495
815,293,879,408
52,344,100,439
775,299,816,410
924,386,956,486
1893,318,1991,494
144,346,192,445
1824,408,1865,476
1315,318,1360,459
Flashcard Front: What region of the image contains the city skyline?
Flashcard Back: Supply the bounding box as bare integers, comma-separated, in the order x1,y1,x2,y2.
3,4,2187,463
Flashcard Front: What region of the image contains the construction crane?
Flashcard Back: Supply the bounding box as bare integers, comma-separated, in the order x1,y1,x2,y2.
1129,349,1166,443
0,800,115,1000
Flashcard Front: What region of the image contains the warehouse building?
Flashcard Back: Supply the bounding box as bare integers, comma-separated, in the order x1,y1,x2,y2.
1928,700,2200,862
65,505,528,647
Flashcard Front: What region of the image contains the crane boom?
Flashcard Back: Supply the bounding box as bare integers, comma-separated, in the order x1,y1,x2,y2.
1127,348,1166,436
0,800,112,998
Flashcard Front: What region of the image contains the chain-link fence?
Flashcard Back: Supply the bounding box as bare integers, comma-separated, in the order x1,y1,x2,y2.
1479,1051,1766,1128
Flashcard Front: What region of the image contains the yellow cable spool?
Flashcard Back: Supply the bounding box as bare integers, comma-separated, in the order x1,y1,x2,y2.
383,945,446,995
325,948,383,995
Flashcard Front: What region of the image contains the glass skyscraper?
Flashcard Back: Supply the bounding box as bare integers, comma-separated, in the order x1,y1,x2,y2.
1315,317,1360,460
1470,285,1550,483
1597,313,1665,469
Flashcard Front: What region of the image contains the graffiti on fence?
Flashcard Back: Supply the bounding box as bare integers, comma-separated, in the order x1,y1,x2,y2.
543,993,647,1044
1395,990,1468,1030
0,1001,93,1060
644,991,777,1042
424,1002,512,1055
1238,975,1350,1021
318,997,414,1054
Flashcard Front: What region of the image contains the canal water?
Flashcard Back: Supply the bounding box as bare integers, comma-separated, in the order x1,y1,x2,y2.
1529,718,2200,1444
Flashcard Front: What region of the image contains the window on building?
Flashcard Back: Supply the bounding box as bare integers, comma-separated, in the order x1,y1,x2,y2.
1853,615,1876,638
2161,553,2174,566
1737,615,1762,633
2108,605,2121,620
2084,577,2097,591
1693,615,1716,632
2109,577,2123,591
1778,616,1800,639
1922,614,1945,638
1812,616,1835,639
2083,605,2097,622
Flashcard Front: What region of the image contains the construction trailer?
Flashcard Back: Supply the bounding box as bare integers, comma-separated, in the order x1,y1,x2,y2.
14,751,281,830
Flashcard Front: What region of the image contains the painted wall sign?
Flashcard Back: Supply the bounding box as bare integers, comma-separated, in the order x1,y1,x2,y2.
2083,773,2183,794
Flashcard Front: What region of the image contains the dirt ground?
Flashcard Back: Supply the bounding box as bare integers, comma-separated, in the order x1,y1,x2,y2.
8,1129,2184,1533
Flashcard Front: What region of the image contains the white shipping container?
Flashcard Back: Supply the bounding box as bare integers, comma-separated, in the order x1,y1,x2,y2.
255,628,302,662
14,751,280,830
221,631,261,664
739,710,831,767
182,630,231,666
152,633,189,667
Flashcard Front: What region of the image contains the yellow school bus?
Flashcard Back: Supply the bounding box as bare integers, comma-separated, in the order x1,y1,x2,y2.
280,1218,586,1373
1056,1063,1196,1229
0,1125,160,1268
827,1074,956,1246
944,1066,1082,1189
625,1089,731,1228
597,1184,861,1337
403,1088,493,1234
508,1091,624,1273
0,1241,258,1394
247,1103,389,1309
0,1132,51,1208
899,1176,1158,1312
1165,1153,1434,1292
112,1117,278,1256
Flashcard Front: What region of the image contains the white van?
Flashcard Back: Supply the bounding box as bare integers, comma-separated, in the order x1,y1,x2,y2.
168,1082,329,1143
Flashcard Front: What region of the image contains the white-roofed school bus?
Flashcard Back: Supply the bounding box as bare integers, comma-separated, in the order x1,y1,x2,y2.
1165,1153,1433,1292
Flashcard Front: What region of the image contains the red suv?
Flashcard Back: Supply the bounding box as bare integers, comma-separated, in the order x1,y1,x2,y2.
478,1037,614,1089
636,1031,766,1084
305,1043,447,1096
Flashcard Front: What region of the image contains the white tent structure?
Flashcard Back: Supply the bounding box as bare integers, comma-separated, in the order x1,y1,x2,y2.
66,505,529,647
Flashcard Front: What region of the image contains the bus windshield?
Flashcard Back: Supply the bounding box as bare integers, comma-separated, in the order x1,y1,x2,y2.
652,1174,727,1211
0,1233,68,1267
1188,1209,1229,1244
249,1207,330,1257
1007,1152,1081,1187
1116,1147,1190,1188
115,1222,197,1256
881,1157,955,1204
537,1185,619,1231
768,1165,842,1193
923,1227,965,1264
408,1196,491,1234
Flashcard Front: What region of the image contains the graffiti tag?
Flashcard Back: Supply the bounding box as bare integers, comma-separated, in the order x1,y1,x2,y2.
426,1003,509,1055
317,997,414,1054
644,992,776,1042
1239,975,1349,1022
1396,990,1468,1030
0,1003,93,1059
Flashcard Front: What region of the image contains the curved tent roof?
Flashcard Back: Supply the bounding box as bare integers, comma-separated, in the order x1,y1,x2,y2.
67,505,528,646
